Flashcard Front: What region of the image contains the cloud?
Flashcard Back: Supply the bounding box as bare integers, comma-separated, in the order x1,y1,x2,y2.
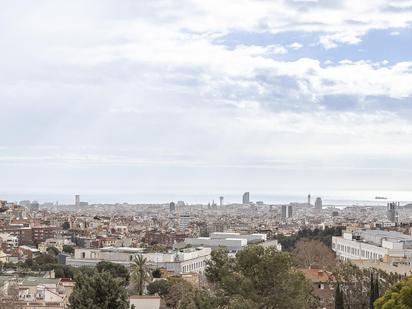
1,0,412,198
289,42,303,50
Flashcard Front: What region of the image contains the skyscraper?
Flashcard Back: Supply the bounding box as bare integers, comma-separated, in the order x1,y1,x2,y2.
75,195,80,207
281,205,293,219
242,192,250,204
288,205,293,218
387,202,398,223
315,197,322,210
169,202,176,212
307,194,311,205
219,196,224,207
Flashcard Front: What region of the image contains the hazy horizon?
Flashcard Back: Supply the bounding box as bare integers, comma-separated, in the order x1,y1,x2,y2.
2,190,412,206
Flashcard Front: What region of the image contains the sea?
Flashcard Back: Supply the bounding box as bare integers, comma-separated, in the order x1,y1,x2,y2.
1,190,412,207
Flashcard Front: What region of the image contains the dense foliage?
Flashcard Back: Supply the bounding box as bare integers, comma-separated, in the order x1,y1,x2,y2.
374,276,412,309
68,271,128,309
205,246,319,309
332,263,402,309
96,261,129,284
276,226,344,251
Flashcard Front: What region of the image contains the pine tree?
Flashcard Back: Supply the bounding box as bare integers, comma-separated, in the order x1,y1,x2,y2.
370,272,380,308
370,272,375,309
374,276,380,302
335,283,344,309
68,271,128,309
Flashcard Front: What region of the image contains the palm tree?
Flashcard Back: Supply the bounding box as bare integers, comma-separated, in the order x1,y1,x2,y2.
130,254,151,295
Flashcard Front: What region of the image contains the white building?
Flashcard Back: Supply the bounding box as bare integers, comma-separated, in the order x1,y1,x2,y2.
184,232,269,253
129,295,161,309
332,229,412,264
0,233,19,249
66,246,211,275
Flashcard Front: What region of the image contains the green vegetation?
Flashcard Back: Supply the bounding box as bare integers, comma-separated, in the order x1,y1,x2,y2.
205,246,319,308
96,261,129,284
147,279,172,296
374,276,412,309
152,268,162,278
276,226,344,251
46,246,60,256
62,221,71,230
130,254,152,295
370,272,380,308
335,283,344,309
332,263,402,309
68,271,128,309
62,245,75,254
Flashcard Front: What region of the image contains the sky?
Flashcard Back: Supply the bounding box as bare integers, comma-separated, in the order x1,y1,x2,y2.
1,0,412,203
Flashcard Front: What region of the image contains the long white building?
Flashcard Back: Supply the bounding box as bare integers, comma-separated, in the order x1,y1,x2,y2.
65,246,211,275
184,232,273,253
332,229,412,264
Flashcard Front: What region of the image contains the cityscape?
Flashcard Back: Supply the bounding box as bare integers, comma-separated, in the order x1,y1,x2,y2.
2,1,412,309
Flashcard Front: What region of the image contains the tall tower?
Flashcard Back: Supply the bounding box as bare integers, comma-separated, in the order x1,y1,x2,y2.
307,194,311,205
315,197,322,211
75,195,80,207
242,192,250,204
281,205,292,218
386,202,398,223
169,201,176,213
219,196,224,207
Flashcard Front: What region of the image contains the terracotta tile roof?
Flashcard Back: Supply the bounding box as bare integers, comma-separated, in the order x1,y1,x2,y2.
299,268,331,283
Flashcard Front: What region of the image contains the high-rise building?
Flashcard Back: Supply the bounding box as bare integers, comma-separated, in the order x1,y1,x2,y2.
75,195,80,207
387,202,398,223
179,214,192,231
281,205,293,219
242,192,250,204
219,196,224,207
307,194,311,205
30,201,39,211
315,197,322,210
288,205,293,218
169,202,176,213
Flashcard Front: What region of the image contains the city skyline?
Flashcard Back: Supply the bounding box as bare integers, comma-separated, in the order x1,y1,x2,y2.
1,1,412,197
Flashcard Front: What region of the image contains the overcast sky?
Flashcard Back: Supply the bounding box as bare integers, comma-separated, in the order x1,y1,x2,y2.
1,0,412,203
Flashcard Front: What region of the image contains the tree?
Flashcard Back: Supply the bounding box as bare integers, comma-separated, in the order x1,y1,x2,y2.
335,283,344,309
130,254,151,295
164,280,195,308
370,272,380,309
69,271,128,309
96,261,129,284
147,279,171,296
63,245,74,254
152,268,162,278
47,246,60,256
276,227,344,251
206,246,318,308
333,263,402,309
34,253,58,265
62,221,71,230
292,239,336,269
374,276,412,309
